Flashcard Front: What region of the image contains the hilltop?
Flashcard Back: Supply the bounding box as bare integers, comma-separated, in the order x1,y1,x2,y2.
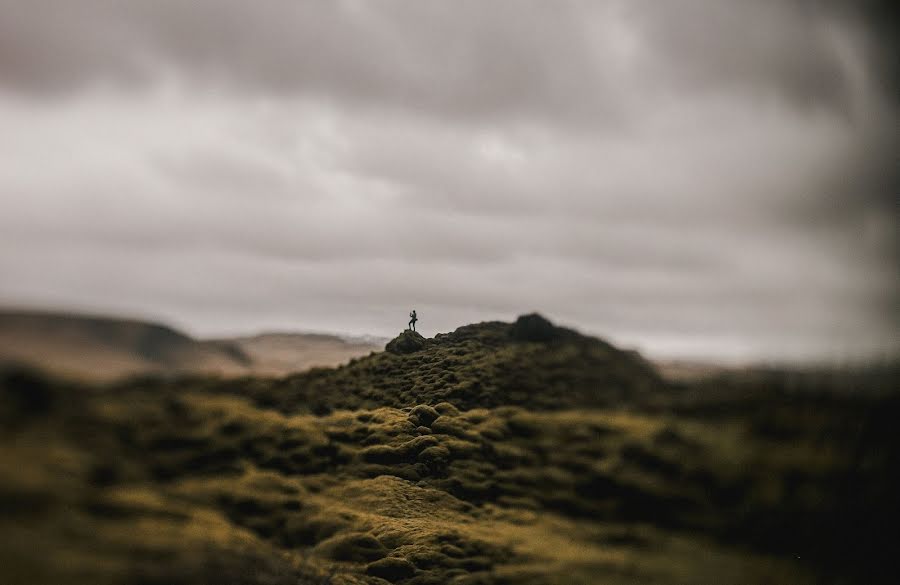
199,313,665,414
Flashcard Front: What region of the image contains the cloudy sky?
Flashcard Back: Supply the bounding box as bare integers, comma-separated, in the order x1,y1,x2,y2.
1,0,897,362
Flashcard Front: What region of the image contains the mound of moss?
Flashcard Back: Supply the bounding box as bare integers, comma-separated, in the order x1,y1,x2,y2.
210,314,665,414
4,363,898,585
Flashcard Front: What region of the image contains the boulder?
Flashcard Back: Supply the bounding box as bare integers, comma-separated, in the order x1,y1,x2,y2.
385,330,427,354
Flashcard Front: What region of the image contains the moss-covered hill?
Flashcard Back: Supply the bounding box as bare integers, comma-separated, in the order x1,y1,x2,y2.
1,314,898,585
173,314,665,415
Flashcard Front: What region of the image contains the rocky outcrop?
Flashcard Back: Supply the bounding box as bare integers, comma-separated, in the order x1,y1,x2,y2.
385,330,427,354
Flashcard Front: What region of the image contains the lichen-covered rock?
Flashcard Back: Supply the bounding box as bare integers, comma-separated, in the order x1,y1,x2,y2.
385,330,427,354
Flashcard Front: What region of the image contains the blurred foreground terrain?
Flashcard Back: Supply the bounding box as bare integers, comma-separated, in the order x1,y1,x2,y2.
1,314,898,584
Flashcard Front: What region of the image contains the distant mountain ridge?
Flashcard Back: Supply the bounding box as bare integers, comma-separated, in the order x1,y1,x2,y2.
214,332,385,377
0,309,381,380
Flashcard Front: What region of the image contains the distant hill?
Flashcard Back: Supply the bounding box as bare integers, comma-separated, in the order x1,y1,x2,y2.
0,310,382,381
0,309,252,380
217,332,384,377
211,313,667,413
653,359,734,382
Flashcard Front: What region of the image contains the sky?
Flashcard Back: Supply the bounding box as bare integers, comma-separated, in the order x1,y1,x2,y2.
0,0,897,363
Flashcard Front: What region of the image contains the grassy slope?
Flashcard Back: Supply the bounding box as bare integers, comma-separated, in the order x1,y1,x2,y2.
1,316,897,584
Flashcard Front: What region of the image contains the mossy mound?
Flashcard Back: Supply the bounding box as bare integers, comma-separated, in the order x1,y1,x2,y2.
314,532,387,562
366,556,416,580
204,314,665,414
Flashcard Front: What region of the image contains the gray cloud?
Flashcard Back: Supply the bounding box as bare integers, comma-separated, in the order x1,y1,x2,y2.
0,0,615,124
0,1,885,117
0,1,896,362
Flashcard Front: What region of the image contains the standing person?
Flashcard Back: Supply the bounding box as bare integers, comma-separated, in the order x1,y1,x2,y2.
408,309,418,332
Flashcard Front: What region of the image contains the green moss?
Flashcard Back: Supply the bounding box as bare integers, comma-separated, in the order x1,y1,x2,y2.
1,338,897,584
408,404,440,427
365,556,416,581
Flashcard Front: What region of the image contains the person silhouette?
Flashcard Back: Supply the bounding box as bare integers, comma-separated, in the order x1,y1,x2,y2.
408,309,418,332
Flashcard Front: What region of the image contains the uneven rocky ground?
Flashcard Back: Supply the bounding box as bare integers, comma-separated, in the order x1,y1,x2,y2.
1,315,897,584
